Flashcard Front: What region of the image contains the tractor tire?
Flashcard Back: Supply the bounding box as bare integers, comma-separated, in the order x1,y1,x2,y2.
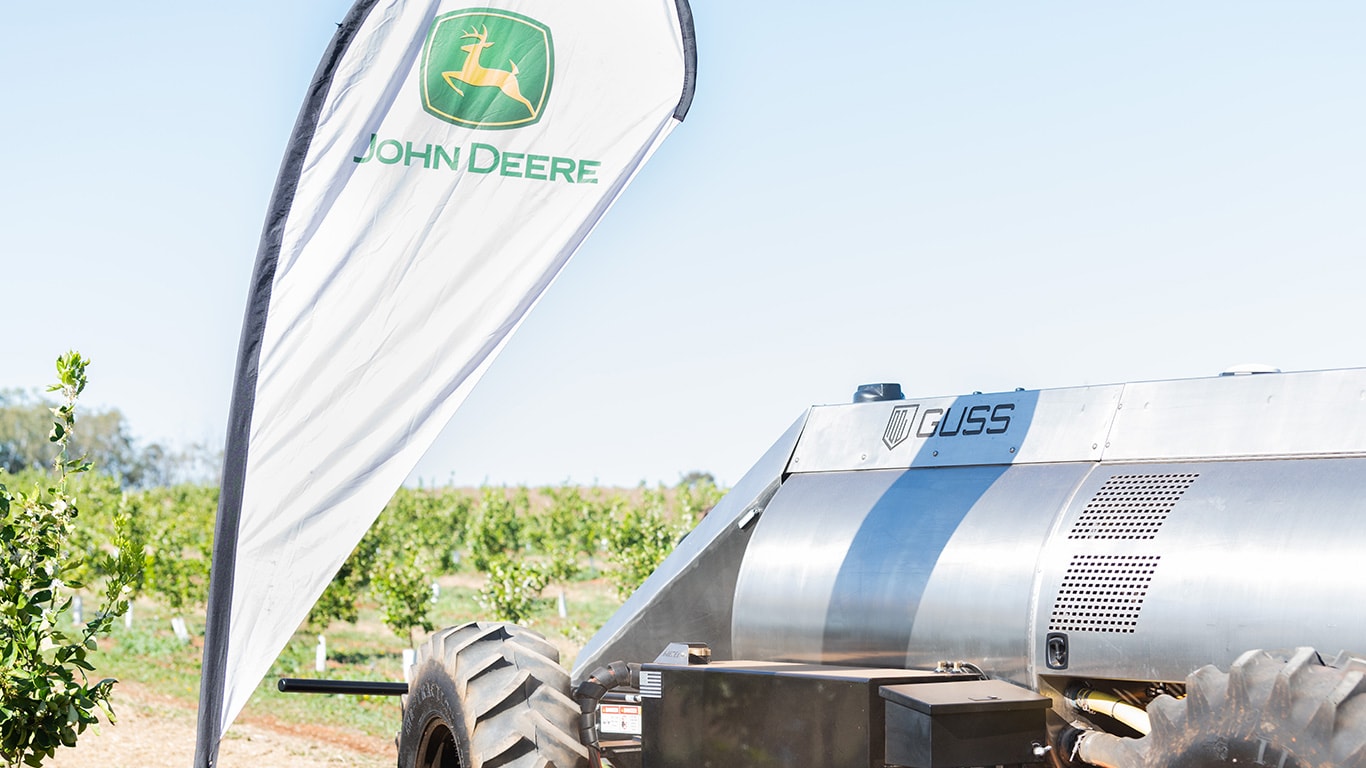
398,621,589,768
1077,648,1366,768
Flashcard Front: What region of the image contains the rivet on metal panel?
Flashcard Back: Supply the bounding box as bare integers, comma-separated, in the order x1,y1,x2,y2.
860,453,867,461
1009,447,1016,453
1091,443,1098,450
932,451,939,457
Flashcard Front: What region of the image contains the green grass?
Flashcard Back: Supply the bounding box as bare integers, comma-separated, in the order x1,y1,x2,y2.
90,567,625,740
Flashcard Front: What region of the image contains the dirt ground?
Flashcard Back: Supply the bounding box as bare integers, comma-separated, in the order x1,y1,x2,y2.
48,682,395,768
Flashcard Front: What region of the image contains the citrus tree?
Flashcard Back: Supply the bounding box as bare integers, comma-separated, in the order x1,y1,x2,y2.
0,352,141,767
605,486,690,599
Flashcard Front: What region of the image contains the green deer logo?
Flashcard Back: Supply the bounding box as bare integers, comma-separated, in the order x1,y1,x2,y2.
442,26,538,118
419,10,553,130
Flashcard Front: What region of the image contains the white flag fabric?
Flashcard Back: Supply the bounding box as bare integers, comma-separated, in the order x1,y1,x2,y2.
195,0,694,763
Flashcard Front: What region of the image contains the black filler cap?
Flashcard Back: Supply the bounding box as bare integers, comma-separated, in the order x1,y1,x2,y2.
854,383,904,403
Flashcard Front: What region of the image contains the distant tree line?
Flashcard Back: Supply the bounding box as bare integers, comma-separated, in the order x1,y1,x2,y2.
0,389,220,488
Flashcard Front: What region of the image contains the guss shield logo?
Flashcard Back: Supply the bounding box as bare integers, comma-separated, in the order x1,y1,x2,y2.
419,8,554,130
883,404,919,450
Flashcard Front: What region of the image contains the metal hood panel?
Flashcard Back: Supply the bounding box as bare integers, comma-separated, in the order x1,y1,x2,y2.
1104,368,1366,460
788,387,1119,473
787,369,1366,474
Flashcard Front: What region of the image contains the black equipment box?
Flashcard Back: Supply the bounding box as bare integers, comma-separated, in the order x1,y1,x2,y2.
639,661,960,768
880,679,1050,768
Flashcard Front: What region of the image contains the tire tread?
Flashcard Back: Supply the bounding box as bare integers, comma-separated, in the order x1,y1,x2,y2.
399,622,588,768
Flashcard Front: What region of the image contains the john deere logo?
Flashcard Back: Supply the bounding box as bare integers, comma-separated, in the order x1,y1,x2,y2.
420,9,553,130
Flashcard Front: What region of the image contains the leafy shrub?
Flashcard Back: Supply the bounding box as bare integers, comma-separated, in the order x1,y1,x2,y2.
478,557,548,625
308,487,468,633
372,552,436,646
676,472,724,520
134,484,215,618
0,352,140,768
604,487,690,600
466,487,525,572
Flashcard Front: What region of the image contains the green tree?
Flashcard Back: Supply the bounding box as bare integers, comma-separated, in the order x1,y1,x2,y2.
307,538,376,629
676,472,724,520
133,484,216,621
372,552,436,647
527,486,590,582
377,487,470,574
0,389,208,489
477,556,548,625
466,487,525,572
0,352,141,767
0,391,50,476
308,487,469,633
59,473,128,592
604,487,689,600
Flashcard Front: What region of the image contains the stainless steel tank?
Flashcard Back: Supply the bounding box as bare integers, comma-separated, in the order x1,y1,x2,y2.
728,369,1366,689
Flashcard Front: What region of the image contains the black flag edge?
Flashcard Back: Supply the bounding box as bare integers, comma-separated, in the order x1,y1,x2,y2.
673,0,698,120
194,1,695,764
192,3,382,766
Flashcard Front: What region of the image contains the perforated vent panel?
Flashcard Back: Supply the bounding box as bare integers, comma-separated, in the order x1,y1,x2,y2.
1048,554,1160,633
1067,473,1199,540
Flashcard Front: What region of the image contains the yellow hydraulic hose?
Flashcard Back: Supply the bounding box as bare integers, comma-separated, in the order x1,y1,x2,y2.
1067,686,1152,735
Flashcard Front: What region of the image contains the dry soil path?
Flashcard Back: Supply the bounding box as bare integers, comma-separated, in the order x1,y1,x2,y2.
48,682,395,768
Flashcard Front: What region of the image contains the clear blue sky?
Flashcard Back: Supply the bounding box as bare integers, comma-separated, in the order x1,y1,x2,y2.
4,2,1363,487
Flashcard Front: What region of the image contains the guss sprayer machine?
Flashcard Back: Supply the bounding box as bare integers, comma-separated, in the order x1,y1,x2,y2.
390,367,1366,768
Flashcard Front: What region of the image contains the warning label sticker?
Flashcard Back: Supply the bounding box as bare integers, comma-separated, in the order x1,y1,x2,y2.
600,704,642,736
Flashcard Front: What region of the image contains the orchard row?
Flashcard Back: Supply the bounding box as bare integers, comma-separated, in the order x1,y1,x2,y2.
13,470,724,643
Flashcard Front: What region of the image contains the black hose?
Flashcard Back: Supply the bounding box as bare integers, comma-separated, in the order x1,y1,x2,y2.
572,660,642,757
